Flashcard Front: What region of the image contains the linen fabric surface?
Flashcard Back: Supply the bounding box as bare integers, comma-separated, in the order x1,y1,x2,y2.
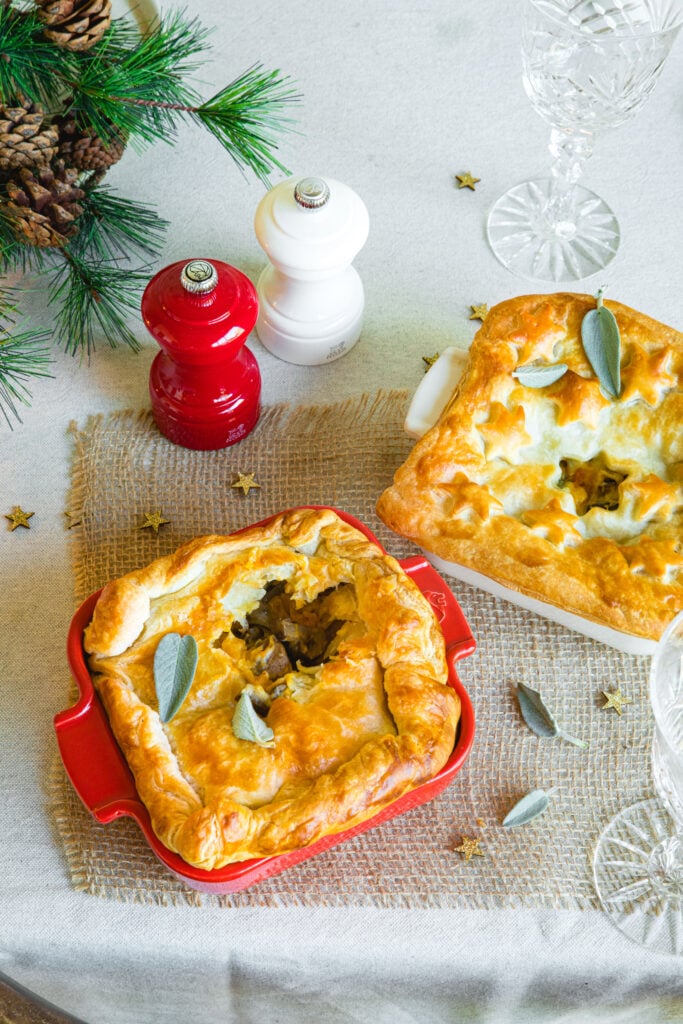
3,0,682,1019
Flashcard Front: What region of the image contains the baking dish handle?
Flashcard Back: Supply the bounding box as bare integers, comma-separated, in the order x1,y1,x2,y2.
401,554,476,662
54,690,141,823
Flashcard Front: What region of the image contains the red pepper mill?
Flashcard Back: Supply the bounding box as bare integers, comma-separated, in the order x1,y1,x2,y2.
142,258,261,450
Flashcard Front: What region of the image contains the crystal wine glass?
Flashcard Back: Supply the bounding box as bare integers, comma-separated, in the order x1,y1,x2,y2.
594,610,683,954
486,0,682,282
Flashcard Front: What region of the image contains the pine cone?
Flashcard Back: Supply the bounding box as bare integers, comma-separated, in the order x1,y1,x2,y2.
0,99,59,174
35,0,112,52
5,160,85,247
55,115,125,172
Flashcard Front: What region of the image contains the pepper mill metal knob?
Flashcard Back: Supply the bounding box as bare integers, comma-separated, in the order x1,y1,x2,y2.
254,175,369,365
142,258,261,450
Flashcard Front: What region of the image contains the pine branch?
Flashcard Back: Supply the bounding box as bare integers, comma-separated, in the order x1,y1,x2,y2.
194,66,300,183
0,3,301,415
69,183,168,261
49,250,149,356
66,10,209,145
64,14,299,178
0,5,76,105
0,288,52,428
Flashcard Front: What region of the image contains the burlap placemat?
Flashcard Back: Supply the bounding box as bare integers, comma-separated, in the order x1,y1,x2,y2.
51,390,653,908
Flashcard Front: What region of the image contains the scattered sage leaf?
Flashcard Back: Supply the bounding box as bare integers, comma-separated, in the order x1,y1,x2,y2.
580,290,621,398
232,691,275,747
512,362,568,388
503,788,551,828
516,682,557,738
154,632,198,723
515,682,587,748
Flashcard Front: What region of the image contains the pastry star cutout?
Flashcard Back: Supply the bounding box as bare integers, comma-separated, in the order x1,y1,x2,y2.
601,688,633,715
623,538,683,579
442,473,504,522
454,835,484,861
514,305,564,364
455,172,480,191
5,506,34,530
139,510,170,533
620,345,676,407
478,402,531,461
549,370,610,430
621,474,680,522
522,498,582,547
231,472,261,496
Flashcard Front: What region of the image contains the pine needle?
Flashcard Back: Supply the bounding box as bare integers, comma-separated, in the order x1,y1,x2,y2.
69,11,209,145
196,65,301,183
0,289,52,428
0,5,77,104
49,252,149,357
70,185,169,261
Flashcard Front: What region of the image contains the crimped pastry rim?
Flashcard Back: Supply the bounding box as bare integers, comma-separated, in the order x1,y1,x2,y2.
79,507,463,871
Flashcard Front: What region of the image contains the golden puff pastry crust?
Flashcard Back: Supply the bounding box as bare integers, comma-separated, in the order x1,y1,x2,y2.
84,507,459,870
377,293,683,642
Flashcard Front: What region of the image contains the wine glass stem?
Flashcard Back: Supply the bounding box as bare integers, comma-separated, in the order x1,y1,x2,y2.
545,126,595,238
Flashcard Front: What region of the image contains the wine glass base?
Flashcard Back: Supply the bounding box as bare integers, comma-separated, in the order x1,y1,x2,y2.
594,798,683,956
487,178,620,283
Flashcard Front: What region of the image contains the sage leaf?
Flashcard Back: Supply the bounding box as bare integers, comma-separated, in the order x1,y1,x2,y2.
516,682,587,748
503,789,551,828
512,363,568,388
581,290,621,398
154,633,198,723
232,691,275,747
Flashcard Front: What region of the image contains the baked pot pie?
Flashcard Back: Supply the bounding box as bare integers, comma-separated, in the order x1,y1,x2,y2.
83,507,459,870
377,293,683,643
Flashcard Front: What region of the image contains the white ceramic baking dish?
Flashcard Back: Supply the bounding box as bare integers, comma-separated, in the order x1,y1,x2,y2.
404,347,657,657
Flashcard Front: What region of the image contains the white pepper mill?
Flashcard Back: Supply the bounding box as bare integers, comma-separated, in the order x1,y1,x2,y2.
254,175,369,365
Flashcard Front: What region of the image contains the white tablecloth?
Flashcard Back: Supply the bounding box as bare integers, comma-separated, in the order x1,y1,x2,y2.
2,2,682,1020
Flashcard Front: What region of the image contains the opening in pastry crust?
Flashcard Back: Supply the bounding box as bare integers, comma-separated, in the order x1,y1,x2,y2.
559,454,627,516
228,580,365,715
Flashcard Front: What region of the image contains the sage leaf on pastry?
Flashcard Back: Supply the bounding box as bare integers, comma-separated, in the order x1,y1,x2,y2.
233,691,275,747
516,682,587,748
512,362,568,388
581,290,621,398
153,633,198,723
502,788,552,828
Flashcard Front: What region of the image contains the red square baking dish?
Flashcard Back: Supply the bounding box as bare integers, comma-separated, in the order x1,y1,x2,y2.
54,507,476,894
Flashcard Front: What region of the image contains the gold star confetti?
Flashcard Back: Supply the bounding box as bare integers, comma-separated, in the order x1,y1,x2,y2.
455,172,481,191
139,510,170,533
5,506,34,531
453,835,484,862
469,304,488,321
231,471,261,496
601,688,633,716
63,511,81,530
422,352,440,371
